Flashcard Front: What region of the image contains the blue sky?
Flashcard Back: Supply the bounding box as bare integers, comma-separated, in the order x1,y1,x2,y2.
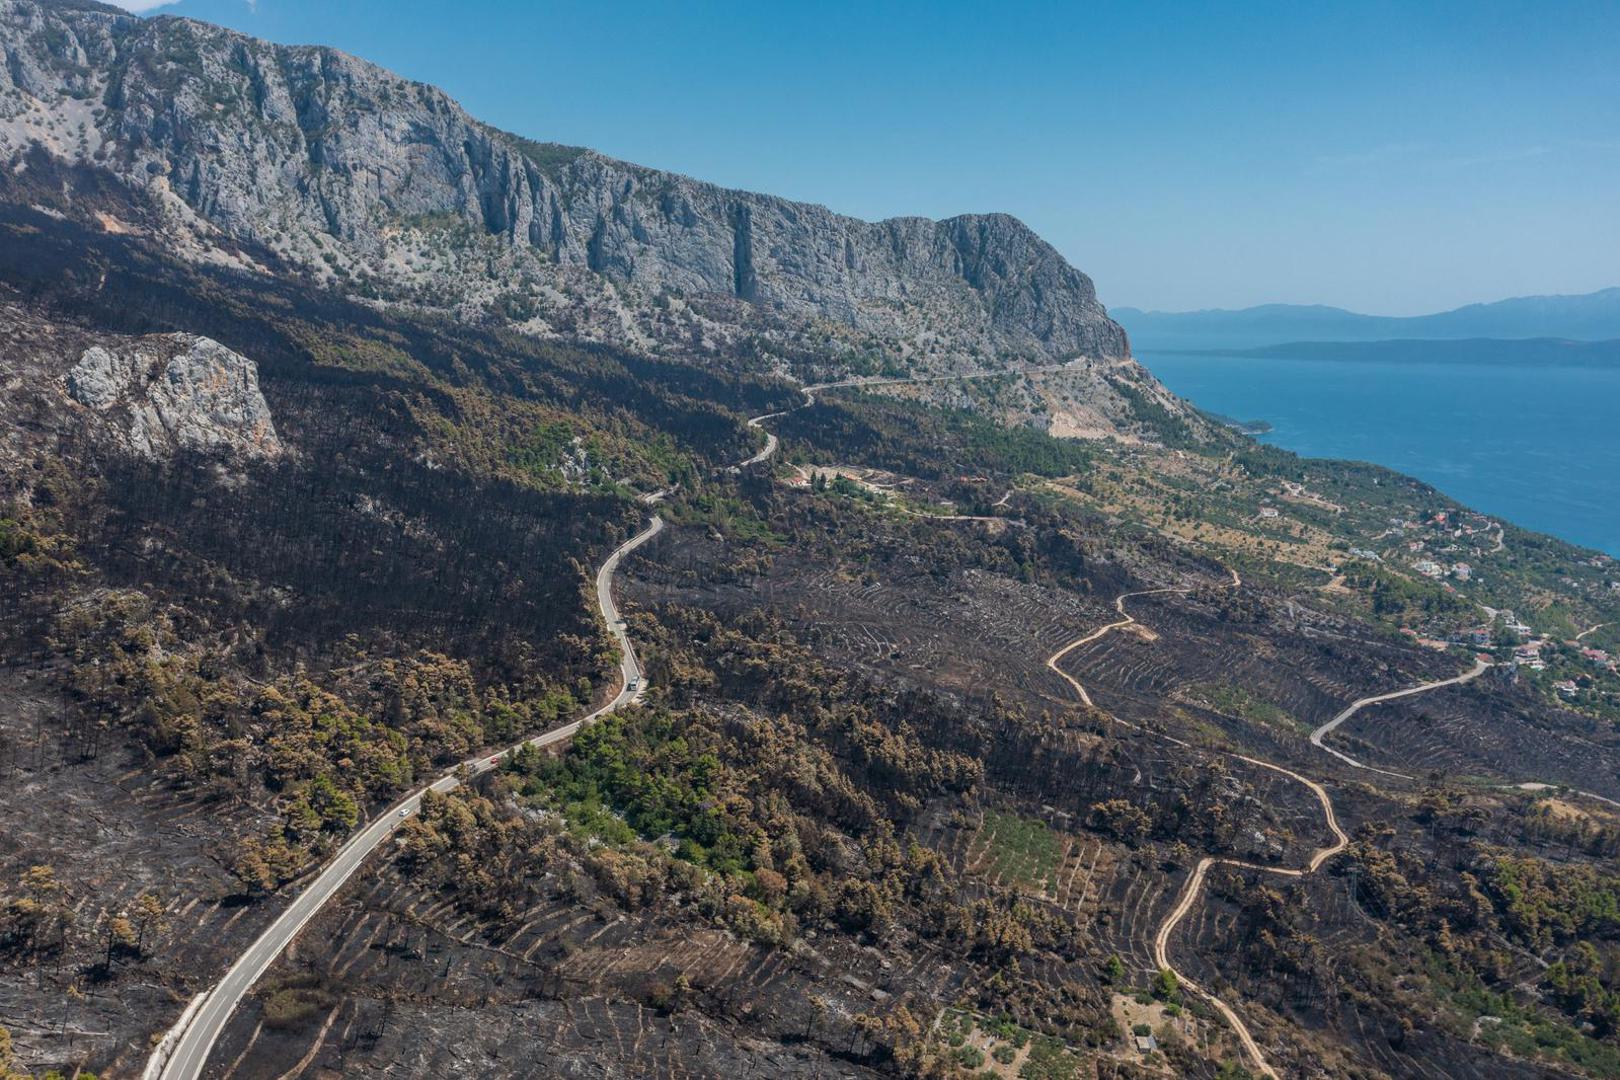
109,1,1619,314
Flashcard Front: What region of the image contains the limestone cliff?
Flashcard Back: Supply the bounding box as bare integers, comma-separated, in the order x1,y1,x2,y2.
0,0,1129,373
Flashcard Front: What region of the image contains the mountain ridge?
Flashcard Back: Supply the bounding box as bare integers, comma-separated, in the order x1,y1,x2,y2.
0,0,1129,374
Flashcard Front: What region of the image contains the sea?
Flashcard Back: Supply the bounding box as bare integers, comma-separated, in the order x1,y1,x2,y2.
1137,350,1620,557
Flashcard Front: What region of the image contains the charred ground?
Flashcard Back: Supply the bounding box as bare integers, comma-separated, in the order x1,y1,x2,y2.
3,140,1620,1080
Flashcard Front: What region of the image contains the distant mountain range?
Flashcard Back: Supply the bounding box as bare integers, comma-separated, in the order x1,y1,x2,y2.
1114,288,1620,350
1174,337,1620,366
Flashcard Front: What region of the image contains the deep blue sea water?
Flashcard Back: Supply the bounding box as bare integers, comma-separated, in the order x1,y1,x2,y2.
1138,350,1620,556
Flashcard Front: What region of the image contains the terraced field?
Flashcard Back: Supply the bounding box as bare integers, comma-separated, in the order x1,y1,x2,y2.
1319,678,1620,801
910,800,1117,935
73,433,1618,1080
0,662,290,1076
1063,589,1460,736
202,859,916,1079
1167,865,1558,1080
637,536,1122,715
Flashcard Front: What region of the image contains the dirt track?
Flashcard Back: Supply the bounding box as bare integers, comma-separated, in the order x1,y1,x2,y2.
1045,569,1486,1079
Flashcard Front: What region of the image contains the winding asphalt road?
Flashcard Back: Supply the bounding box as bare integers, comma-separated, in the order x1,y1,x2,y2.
153,358,1052,1078
157,361,1501,1078
154,512,665,1080
735,415,781,468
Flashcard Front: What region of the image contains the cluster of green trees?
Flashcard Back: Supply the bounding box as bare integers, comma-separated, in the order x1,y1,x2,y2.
1516,800,1620,860
389,601,1154,1067
1342,560,1473,624
505,683,1008,951
664,490,783,545
1340,811,1620,1067
0,867,73,961
0,503,76,584
0,517,39,563
1544,943,1620,1041
1106,376,1199,447
1486,855,1620,954
46,586,592,891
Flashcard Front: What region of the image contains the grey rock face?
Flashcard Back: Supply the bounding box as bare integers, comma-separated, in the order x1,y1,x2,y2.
65,334,283,460
64,345,134,410
0,0,1128,367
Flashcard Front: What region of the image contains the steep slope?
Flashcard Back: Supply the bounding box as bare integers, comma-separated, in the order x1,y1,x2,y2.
0,0,1128,375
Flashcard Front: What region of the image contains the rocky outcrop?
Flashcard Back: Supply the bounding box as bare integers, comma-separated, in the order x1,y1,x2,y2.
0,0,1128,368
0,294,282,469
65,334,282,460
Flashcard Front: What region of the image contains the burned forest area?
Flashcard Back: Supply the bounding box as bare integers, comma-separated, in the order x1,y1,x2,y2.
9,249,1620,1079
2,10,1620,1078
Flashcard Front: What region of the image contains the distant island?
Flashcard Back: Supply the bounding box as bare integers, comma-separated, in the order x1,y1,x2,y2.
1115,286,1620,349
1159,336,1620,367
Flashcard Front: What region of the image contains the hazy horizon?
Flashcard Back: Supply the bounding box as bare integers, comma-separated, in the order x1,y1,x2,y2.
1111,285,1620,318
108,0,1620,315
